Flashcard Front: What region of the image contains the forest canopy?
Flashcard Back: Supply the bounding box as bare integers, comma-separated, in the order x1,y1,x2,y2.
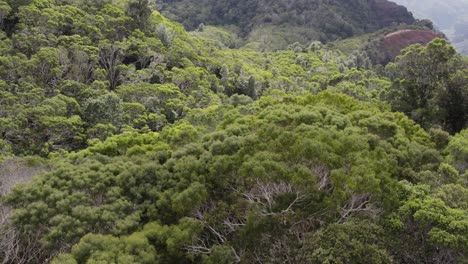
0,0,467,263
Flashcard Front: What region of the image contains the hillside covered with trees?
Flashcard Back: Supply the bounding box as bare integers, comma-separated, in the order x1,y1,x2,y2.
0,0,467,263
156,0,416,50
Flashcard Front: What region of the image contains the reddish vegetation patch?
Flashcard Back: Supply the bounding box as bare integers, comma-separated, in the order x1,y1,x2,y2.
380,29,441,63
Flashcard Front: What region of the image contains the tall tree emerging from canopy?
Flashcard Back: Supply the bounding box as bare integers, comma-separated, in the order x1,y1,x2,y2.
0,0,11,29
385,38,468,133
99,42,127,90
126,0,152,30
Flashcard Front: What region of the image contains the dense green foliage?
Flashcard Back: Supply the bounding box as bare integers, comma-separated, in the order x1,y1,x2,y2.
385,39,468,133
6,92,468,263
0,0,349,156
0,0,467,263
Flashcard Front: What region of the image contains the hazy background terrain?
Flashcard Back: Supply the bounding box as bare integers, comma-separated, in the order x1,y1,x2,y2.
392,0,468,54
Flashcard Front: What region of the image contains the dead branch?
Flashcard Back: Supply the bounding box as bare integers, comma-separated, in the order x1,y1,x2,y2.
338,193,375,223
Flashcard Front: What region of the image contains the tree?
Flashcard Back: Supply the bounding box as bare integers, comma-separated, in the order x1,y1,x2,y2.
5,0,31,11
389,184,468,263
304,221,391,264
0,0,11,29
58,43,99,85
53,233,158,264
96,4,132,41
155,24,174,47
27,47,61,88
384,38,467,133
117,83,186,123
98,41,127,90
126,0,152,30
440,70,468,133
445,129,468,173
83,93,124,128
0,157,49,263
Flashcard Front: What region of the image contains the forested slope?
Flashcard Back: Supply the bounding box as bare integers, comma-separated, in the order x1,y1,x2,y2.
0,0,467,263
156,0,415,50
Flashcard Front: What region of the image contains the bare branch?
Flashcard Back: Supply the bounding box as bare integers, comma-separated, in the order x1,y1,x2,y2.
338,193,377,223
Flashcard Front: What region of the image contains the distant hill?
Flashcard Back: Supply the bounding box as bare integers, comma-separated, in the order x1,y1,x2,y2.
391,0,468,55
155,0,416,50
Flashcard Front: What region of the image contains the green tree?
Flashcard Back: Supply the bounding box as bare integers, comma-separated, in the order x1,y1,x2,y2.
98,41,127,90
83,93,124,128
389,184,468,263
304,221,391,264
0,0,11,29
445,129,468,173
26,47,61,88
126,0,152,30
384,38,467,133
54,233,158,264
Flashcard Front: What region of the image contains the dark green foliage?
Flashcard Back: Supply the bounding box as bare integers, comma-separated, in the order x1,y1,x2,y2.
384,38,468,133
126,0,152,30
83,93,124,127
305,221,391,263
156,0,415,50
